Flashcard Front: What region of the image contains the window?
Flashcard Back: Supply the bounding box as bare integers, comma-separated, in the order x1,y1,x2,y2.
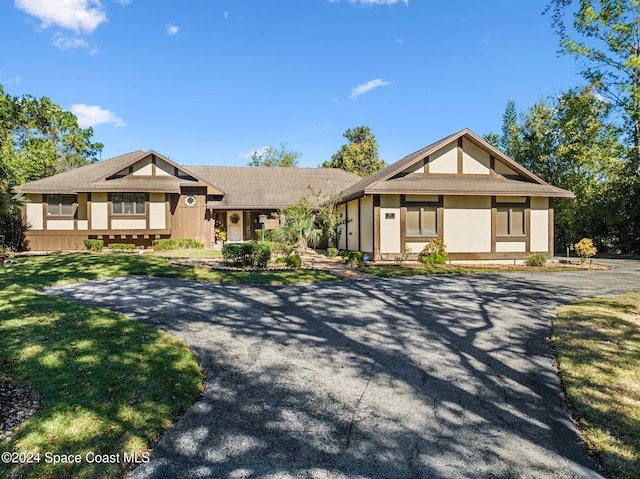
406,207,437,236
112,193,146,215
496,207,525,236
47,195,74,216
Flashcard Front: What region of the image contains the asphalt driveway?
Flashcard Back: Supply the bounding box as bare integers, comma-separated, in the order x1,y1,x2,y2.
45,260,640,479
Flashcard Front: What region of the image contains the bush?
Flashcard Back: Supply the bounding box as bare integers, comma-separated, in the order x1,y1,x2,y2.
109,243,136,252
176,238,204,249
419,239,448,264
286,253,302,269
525,252,547,267
347,251,364,264
84,239,104,252
222,241,271,268
153,239,178,251
327,247,338,258
266,241,293,258
575,238,597,264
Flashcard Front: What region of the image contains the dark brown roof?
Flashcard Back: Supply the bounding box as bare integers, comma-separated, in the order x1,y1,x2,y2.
188,166,360,208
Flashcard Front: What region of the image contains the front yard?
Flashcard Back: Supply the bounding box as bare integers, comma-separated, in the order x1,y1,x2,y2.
0,253,337,479
554,292,640,479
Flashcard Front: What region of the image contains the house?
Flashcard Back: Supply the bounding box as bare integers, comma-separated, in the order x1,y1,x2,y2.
14,150,359,251
15,129,573,261
335,129,574,262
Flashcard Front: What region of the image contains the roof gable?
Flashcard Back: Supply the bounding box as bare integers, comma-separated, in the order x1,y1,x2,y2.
341,129,573,200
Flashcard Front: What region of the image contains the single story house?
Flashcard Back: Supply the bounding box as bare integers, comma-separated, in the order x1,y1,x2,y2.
15,129,573,261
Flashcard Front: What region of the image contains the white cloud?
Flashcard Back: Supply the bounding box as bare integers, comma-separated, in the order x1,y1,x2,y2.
15,0,107,34
70,104,125,128
166,23,179,35
350,78,392,99
312,125,330,131
393,37,404,44
4,75,21,85
223,11,229,19
238,146,269,160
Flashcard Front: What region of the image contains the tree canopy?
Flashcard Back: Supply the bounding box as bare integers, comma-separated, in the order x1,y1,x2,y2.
0,85,103,250
323,126,385,176
247,142,300,167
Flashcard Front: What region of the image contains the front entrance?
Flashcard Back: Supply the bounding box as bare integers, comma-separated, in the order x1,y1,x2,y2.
227,210,243,242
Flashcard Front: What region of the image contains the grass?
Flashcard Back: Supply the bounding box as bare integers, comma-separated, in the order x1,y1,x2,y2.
359,262,586,277
148,248,222,258
553,292,640,479
0,254,337,479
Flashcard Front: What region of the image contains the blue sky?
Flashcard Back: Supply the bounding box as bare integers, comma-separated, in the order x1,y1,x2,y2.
1,0,582,168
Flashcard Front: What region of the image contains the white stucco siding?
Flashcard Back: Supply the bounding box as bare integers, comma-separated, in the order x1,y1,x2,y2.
149,193,166,229
155,159,173,176
494,161,517,176
428,143,458,174
380,195,400,253
26,196,43,230
347,200,360,251
47,220,75,230
111,219,147,229
495,242,527,253
443,196,491,253
406,242,428,253
91,193,108,230
462,139,491,174
132,157,153,176
530,197,550,252
360,196,374,253
77,220,88,230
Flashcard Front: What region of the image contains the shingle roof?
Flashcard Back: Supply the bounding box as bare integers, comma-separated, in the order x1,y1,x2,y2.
188,166,360,208
15,151,145,194
367,176,574,198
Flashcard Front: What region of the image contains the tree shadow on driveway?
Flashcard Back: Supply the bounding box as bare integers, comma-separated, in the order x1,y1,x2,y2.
44,271,631,479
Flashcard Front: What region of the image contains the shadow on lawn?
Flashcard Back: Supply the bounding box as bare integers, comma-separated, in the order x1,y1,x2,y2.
44,271,617,478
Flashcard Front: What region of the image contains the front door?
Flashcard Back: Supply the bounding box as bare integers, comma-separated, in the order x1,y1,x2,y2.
227,210,243,242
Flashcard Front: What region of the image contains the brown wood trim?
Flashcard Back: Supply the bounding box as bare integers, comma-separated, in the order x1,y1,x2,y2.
495,236,528,242
151,154,157,177
457,137,463,174
344,202,349,249
525,207,531,252
490,156,496,177
448,252,551,261
491,196,496,253
357,198,361,251
87,192,92,230
437,197,444,242
373,195,380,260
549,198,555,256
424,156,429,175
27,229,172,236
400,200,406,250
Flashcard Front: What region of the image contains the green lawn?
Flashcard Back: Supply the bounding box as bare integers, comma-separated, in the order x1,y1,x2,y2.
359,263,585,277
0,254,338,479
553,293,640,479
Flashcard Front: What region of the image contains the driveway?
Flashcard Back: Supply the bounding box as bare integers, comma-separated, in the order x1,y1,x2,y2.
45,260,640,479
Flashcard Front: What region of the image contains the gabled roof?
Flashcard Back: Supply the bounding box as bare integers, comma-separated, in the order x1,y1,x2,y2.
340,129,574,200
188,166,360,208
15,152,361,207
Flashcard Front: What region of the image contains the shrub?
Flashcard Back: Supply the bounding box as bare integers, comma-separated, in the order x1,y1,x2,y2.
575,238,597,264
419,239,447,264
327,247,338,258
176,238,204,249
109,243,136,252
222,241,271,268
347,251,364,265
84,239,104,252
338,250,349,263
215,227,227,243
525,253,547,267
153,239,178,251
266,241,293,258
286,253,302,269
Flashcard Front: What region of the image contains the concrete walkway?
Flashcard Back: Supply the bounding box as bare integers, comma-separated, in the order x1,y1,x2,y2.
45,260,640,479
